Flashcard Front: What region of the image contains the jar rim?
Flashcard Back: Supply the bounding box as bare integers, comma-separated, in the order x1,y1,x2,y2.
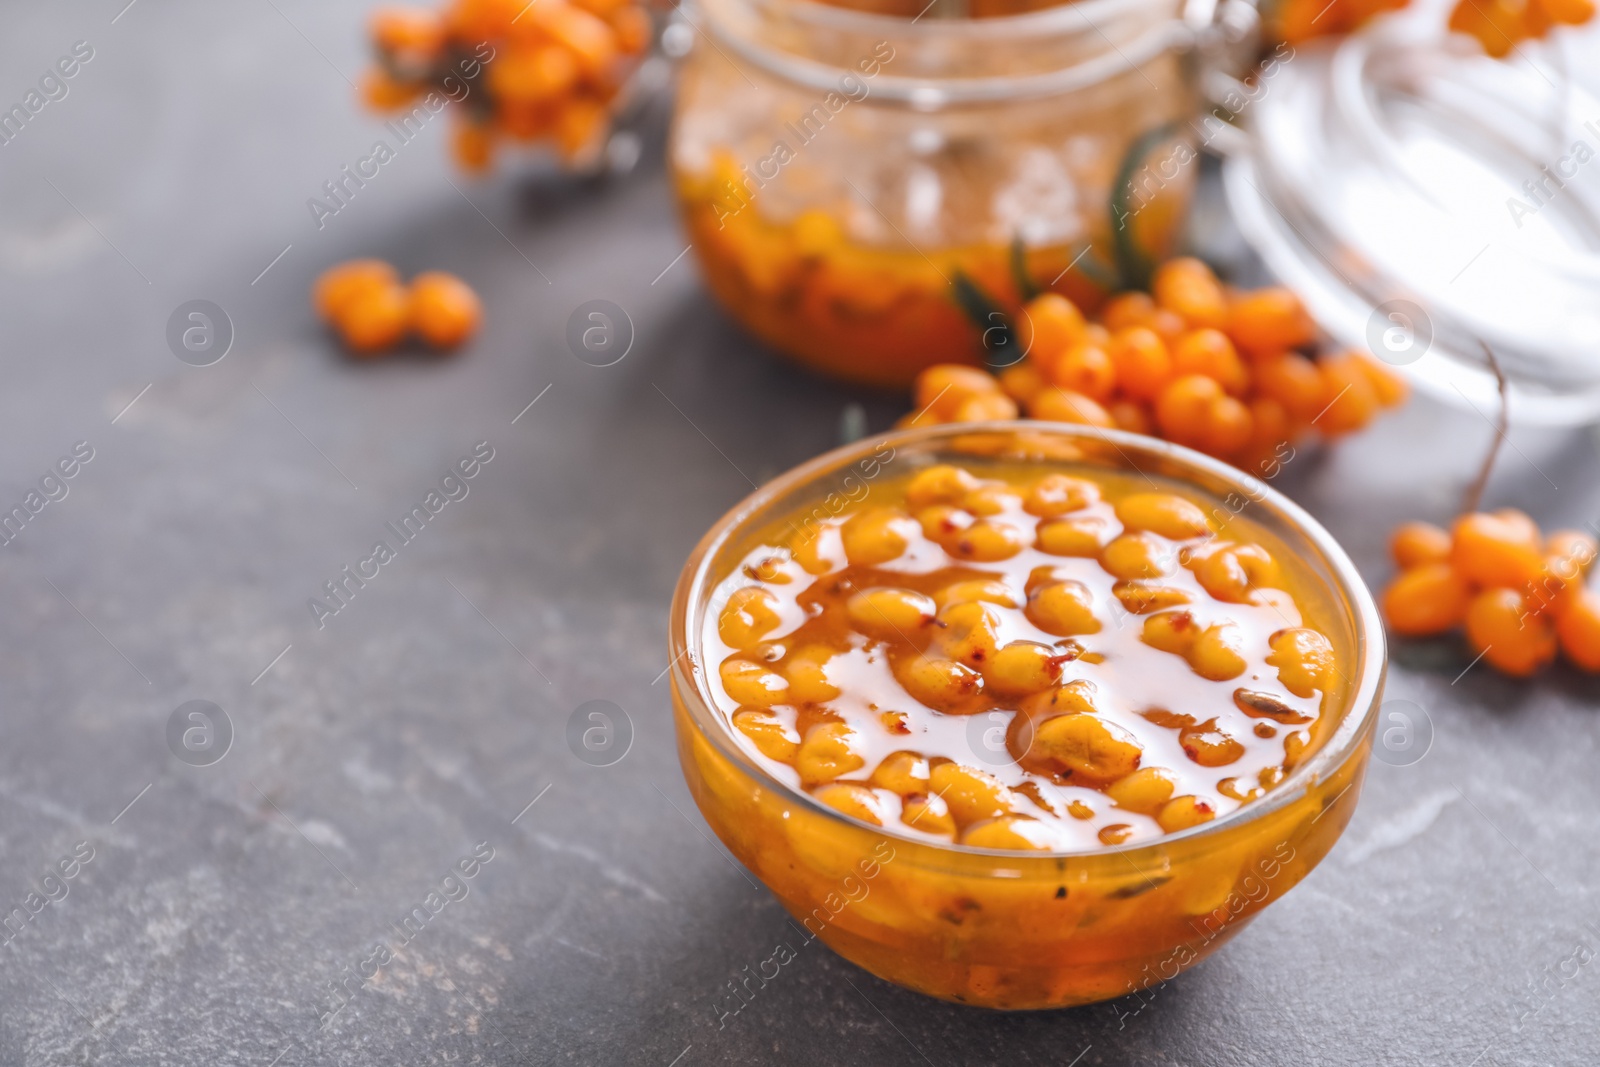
668,420,1386,865
691,0,1192,105
737,0,1169,39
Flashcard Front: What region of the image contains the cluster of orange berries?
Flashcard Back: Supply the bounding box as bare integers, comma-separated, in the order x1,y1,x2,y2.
314,259,482,356
1447,0,1595,57
1272,0,1593,56
364,0,652,171
1382,512,1600,676
902,258,1406,472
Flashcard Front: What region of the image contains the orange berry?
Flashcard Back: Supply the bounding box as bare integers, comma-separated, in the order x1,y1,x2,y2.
998,361,1048,405
409,271,483,349
608,5,653,53
1478,0,1536,52
447,0,522,38
314,260,400,323
1529,555,1585,618
1100,292,1155,332
1171,329,1249,397
1525,531,1595,617
1019,293,1088,369
370,7,445,57
1049,343,1117,401
1152,257,1228,330
1451,511,1545,589
1390,521,1452,569
915,365,1002,420
1198,395,1253,457
1488,507,1542,547
1382,563,1471,637
1030,388,1116,429
1450,0,1527,54
1536,0,1596,22
952,392,1021,422
1246,396,1291,453
490,44,580,103
1227,286,1315,357
1277,0,1338,40
1148,309,1188,350
1313,354,1381,435
360,68,422,110
1109,400,1152,436
1154,374,1223,447
1255,352,1327,423
336,281,411,355
1545,529,1599,573
575,0,633,17
1108,326,1173,401
452,121,495,172
1556,591,1600,671
1465,588,1557,676
541,5,620,79
1355,353,1409,407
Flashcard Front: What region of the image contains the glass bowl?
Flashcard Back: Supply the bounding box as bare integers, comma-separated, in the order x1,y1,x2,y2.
668,422,1385,1010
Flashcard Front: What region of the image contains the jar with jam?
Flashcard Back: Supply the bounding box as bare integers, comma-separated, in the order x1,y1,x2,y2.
669,0,1244,386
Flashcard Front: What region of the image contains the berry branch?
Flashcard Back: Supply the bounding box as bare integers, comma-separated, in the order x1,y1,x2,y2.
1460,340,1509,516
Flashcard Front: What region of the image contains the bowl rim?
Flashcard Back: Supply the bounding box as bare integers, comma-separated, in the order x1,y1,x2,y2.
668,420,1386,863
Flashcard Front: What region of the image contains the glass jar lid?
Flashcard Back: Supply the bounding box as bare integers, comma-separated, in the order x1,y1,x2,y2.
1224,18,1600,424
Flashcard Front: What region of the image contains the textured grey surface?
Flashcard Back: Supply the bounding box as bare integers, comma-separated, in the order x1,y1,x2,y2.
1,3,1598,1065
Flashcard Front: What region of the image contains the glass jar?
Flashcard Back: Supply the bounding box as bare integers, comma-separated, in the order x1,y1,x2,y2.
1224,17,1600,424
669,422,1386,1010
669,0,1228,387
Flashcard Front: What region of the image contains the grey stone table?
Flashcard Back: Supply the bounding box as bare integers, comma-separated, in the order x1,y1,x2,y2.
1,2,1598,1064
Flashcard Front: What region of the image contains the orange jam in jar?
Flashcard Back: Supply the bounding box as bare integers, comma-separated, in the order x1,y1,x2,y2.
671,425,1385,1009
669,0,1206,387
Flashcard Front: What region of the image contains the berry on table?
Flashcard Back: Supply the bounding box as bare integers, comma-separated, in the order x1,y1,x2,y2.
409,271,483,349
313,259,483,356
902,256,1409,469
1381,503,1600,677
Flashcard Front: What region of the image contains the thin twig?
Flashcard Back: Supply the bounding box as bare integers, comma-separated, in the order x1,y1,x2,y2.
1461,341,1509,515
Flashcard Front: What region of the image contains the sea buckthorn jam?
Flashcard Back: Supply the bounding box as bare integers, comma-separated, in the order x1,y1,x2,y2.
673,153,1188,390
673,430,1380,1010
702,461,1346,852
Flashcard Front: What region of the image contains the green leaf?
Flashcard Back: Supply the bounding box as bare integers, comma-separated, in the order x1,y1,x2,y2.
1109,121,1182,291
949,270,1022,369
1070,244,1120,291
1009,236,1041,303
